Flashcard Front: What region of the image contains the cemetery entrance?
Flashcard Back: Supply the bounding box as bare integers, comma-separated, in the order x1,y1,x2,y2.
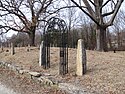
43,17,68,75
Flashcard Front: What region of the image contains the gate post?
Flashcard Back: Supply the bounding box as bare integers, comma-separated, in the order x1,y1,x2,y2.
39,41,45,66
11,43,15,55
76,39,87,76
59,48,64,75
42,34,50,69
59,33,68,75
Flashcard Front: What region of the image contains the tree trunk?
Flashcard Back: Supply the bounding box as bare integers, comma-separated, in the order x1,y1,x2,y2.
107,30,112,49
28,30,35,46
117,32,120,48
96,26,108,52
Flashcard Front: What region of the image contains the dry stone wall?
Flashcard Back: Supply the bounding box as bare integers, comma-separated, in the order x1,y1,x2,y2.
0,61,57,87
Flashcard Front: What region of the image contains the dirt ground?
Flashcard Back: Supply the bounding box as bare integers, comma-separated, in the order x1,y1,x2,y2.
0,47,125,94
0,66,66,94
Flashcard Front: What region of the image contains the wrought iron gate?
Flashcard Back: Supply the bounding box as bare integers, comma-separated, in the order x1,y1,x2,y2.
43,17,68,75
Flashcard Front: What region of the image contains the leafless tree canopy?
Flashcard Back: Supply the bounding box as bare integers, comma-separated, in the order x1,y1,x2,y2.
70,0,124,51
71,0,123,27
0,0,54,32
0,0,54,45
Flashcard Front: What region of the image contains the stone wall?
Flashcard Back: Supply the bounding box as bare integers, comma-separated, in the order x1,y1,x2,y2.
0,61,89,94
0,61,57,87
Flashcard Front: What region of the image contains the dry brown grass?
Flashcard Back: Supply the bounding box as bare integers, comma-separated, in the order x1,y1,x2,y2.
0,47,125,94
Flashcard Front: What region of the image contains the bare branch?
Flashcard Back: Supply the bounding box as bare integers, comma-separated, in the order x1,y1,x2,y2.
88,0,96,7
49,5,86,14
106,0,124,26
71,0,100,27
0,25,28,33
27,0,35,17
102,10,115,17
82,0,96,17
0,30,8,36
36,0,53,18
101,0,111,9
0,1,30,30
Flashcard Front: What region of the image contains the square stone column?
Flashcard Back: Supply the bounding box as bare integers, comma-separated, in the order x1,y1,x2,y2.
76,39,87,76
11,43,15,55
39,41,45,66
0,43,3,51
27,44,31,52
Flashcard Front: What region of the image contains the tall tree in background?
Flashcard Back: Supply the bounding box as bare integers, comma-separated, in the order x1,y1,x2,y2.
0,0,53,46
71,0,124,51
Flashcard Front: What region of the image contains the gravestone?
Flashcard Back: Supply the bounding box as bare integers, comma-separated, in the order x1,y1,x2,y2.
11,43,15,55
1,44,3,51
39,41,45,66
76,39,87,76
9,43,11,48
27,44,31,52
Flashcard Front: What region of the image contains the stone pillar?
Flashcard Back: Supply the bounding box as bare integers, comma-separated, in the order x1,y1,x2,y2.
0,43,3,51
27,44,31,52
11,43,15,55
76,39,87,76
39,41,45,66
9,43,11,48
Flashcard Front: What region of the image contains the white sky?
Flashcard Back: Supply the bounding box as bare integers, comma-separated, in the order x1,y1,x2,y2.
6,31,18,37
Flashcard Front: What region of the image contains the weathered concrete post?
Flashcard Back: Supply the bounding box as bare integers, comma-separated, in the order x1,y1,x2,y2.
76,39,87,76
11,43,15,55
0,43,3,51
39,41,45,66
9,43,11,48
27,44,31,52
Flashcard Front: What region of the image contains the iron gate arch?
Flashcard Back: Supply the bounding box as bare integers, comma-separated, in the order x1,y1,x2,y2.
43,17,68,75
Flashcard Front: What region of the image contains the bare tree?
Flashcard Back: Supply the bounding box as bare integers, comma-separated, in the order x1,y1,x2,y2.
8,32,29,47
70,0,124,51
0,0,54,46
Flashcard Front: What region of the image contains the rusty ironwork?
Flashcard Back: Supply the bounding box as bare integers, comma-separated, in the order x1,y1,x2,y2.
43,17,68,75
